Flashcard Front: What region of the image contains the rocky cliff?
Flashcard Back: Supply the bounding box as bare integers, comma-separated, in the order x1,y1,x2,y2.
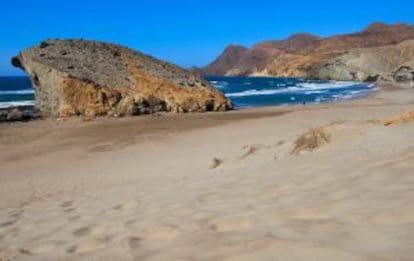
12,40,232,117
308,40,414,83
203,22,414,83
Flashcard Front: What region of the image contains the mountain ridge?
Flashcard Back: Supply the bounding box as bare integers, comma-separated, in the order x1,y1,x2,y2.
202,22,414,84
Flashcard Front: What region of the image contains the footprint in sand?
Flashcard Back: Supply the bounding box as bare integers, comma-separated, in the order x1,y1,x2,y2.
0,220,17,228
68,226,111,254
73,225,106,237
125,219,138,227
63,208,76,213
60,200,74,208
256,210,286,226
239,145,264,159
8,209,24,220
73,227,92,237
350,211,414,225
211,158,223,169
113,201,137,210
130,225,179,240
67,239,107,254
68,215,82,221
197,192,221,203
60,200,77,214
283,208,330,221
128,237,141,249
207,218,254,232
21,241,57,255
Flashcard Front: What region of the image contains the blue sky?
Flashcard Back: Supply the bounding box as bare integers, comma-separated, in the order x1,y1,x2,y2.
1,0,414,75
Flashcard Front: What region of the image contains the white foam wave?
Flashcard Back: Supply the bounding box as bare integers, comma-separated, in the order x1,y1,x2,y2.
210,81,229,90
0,100,35,108
303,90,329,95
296,81,358,90
225,81,371,98
0,89,35,95
226,88,287,97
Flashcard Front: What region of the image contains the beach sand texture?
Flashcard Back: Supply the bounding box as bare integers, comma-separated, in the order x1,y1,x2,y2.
0,87,414,260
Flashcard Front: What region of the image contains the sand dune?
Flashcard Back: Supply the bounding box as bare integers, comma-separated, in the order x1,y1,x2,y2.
0,87,414,260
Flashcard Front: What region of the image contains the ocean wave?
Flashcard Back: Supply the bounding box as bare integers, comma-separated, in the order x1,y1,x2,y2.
303,90,329,95
225,81,372,98
226,88,287,97
0,89,35,95
0,100,35,109
296,81,360,90
209,80,230,90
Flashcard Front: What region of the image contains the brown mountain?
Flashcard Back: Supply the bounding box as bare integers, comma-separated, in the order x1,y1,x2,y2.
202,22,414,83
202,45,248,76
254,33,322,54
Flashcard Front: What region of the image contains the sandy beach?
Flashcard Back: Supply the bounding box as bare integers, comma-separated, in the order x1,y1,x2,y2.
1,86,414,260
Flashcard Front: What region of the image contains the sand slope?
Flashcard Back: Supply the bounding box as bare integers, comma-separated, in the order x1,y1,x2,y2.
0,88,414,260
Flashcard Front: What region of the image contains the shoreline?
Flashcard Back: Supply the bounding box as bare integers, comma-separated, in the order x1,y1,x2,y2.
1,83,411,163
0,77,382,123
1,84,411,169
0,83,413,260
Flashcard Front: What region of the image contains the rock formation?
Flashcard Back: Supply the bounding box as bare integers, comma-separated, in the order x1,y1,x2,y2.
0,106,39,122
308,40,414,82
12,40,232,117
203,45,249,76
202,22,414,84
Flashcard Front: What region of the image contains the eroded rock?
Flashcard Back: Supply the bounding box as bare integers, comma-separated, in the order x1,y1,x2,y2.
0,106,40,123
393,66,414,82
12,39,232,117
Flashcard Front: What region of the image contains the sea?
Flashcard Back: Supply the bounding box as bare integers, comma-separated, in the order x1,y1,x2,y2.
0,76,376,109
0,77,35,108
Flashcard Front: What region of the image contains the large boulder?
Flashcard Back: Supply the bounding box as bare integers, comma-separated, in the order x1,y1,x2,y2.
12,39,232,117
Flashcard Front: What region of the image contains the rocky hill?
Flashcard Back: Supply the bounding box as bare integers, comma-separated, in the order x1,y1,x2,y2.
202,22,414,83
308,40,414,83
12,40,232,117
253,33,321,54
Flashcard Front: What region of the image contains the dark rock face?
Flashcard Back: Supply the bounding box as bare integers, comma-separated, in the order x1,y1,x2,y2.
202,22,414,82
6,108,23,121
393,66,414,82
12,39,232,117
0,106,40,123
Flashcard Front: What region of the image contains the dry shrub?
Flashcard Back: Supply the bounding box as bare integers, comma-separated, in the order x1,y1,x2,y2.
211,158,223,169
291,127,331,155
365,119,382,125
383,110,414,126
239,145,262,159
